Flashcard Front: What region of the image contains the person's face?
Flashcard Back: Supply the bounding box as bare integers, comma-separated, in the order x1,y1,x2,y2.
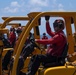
54,27,60,32
53,23,61,32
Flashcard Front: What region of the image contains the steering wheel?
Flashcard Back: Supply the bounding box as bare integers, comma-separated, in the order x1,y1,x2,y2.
28,32,40,49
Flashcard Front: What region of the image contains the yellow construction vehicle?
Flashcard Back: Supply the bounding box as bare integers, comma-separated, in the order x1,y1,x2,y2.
0,12,76,75
0,16,31,75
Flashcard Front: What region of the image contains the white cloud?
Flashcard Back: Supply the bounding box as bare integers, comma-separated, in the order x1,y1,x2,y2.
30,7,42,12
58,4,64,8
58,4,65,11
29,0,48,7
51,0,57,8
1,0,65,14
50,0,65,11
4,7,18,13
2,1,22,13
26,0,50,12
10,1,20,7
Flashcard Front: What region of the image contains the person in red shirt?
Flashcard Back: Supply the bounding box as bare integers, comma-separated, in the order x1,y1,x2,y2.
41,33,48,49
9,27,16,48
2,27,16,70
20,18,67,75
42,33,48,39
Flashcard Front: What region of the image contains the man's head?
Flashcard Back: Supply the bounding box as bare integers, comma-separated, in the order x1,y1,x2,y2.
53,19,65,32
16,27,22,36
43,33,46,36
10,27,15,32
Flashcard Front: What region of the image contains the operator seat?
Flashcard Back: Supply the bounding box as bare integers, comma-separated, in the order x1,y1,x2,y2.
42,43,68,68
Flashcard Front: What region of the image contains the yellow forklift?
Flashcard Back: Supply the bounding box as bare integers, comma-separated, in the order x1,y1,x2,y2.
0,16,31,75
12,12,76,75
0,12,76,75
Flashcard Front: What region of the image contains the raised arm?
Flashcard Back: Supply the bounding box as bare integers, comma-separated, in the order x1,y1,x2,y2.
46,21,55,37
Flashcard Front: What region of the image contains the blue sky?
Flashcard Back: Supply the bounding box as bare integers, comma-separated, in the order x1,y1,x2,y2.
0,0,76,35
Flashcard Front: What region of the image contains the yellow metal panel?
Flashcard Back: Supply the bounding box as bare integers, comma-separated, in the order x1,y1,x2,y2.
0,28,9,34
0,40,3,46
32,48,41,55
64,17,74,54
7,23,20,28
28,12,41,18
2,17,9,20
33,26,40,39
1,17,30,28
2,48,14,57
21,57,31,73
44,66,76,75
